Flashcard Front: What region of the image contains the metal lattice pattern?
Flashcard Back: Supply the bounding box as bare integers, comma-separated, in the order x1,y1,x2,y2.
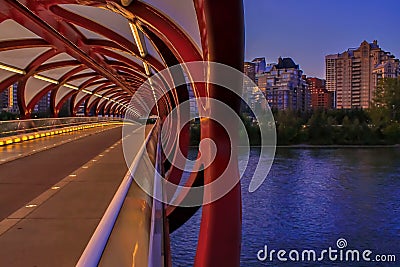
0,0,202,118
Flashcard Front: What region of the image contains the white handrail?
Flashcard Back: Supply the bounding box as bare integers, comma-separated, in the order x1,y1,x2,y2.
148,132,165,267
76,123,156,267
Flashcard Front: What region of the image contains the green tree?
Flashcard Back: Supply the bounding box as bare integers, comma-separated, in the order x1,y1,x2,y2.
372,77,400,121
0,111,18,121
382,122,400,144
275,110,301,145
306,109,334,144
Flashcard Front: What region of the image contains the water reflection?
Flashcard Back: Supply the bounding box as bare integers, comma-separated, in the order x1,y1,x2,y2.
171,148,400,266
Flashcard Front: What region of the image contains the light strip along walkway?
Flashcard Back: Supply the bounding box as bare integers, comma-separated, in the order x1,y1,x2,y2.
0,123,122,165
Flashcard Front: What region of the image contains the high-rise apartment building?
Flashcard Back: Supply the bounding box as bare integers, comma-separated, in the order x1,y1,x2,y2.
372,57,399,86
0,88,7,110
0,83,51,115
244,62,256,82
251,57,266,86
306,77,333,110
34,92,51,113
258,57,310,111
0,83,19,113
325,54,338,107
251,57,266,75
326,40,399,109
325,54,338,93
243,61,266,113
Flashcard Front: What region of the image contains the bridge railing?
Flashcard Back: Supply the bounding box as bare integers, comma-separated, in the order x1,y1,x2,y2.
0,117,121,138
77,120,166,267
148,132,166,267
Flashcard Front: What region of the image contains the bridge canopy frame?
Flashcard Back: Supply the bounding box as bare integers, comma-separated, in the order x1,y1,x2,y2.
0,1,244,266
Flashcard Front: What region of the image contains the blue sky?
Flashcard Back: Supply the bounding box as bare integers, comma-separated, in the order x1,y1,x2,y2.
244,0,400,78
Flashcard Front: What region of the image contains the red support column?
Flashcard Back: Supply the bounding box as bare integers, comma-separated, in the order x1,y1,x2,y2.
194,1,244,267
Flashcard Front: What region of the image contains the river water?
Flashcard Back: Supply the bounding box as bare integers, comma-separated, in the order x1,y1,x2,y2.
171,148,400,266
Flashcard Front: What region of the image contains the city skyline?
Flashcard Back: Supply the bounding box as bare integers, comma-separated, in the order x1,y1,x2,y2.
244,0,400,78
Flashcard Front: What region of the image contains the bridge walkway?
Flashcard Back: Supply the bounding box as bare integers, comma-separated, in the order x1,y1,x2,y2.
0,124,150,267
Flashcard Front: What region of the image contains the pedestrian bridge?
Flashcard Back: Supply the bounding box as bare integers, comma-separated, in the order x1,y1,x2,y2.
0,1,245,266
0,118,164,266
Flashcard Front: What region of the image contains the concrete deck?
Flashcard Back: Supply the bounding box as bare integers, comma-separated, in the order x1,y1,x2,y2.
0,124,146,267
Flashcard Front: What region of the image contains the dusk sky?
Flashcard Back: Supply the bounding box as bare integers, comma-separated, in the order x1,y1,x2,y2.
244,0,400,78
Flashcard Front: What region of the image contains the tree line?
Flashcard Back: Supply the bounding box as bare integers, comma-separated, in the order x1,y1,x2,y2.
242,77,400,146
